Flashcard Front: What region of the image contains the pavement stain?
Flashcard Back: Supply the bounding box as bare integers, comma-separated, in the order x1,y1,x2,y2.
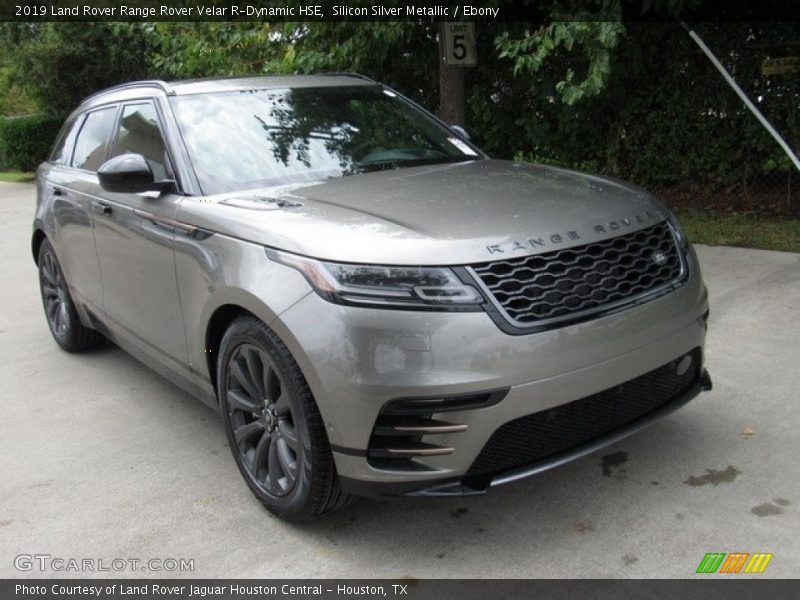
684,465,740,487
28,480,53,489
573,521,595,534
450,507,468,518
622,554,638,566
0,520,11,527
752,503,784,517
774,498,790,507
600,451,629,477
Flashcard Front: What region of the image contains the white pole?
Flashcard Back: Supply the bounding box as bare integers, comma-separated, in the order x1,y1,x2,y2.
682,22,800,172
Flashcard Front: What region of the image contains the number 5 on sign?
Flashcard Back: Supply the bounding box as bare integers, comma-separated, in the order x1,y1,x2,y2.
444,23,477,67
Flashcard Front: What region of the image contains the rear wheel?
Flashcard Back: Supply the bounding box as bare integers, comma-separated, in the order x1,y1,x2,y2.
217,315,355,521
37,239,104,352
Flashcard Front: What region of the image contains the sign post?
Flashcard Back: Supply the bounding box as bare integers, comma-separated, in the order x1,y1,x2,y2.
439,23,477,127
443,22,477,67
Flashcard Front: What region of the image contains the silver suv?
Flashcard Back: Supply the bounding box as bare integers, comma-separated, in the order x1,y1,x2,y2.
33,75,711,520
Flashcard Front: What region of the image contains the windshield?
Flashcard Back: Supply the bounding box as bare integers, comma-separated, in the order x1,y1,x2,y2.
170,85,480,195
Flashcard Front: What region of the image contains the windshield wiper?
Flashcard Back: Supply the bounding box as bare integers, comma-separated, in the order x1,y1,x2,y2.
357,155,480,173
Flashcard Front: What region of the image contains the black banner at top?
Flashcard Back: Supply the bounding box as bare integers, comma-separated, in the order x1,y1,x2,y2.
1,0,799,22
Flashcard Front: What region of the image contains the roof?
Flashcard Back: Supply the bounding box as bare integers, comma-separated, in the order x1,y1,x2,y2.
79,74,377,110
168,74,376,95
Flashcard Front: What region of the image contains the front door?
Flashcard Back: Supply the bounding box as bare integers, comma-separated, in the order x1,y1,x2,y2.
92,101,187,368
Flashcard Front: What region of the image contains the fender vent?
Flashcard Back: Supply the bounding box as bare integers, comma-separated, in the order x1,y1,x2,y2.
367,389,507,471
219,196,303,210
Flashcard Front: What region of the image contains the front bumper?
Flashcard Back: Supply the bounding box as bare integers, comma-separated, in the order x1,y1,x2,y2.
342,365,711,497
269,248,710,496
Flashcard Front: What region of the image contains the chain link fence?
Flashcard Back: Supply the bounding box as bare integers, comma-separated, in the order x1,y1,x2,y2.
650,25,799,214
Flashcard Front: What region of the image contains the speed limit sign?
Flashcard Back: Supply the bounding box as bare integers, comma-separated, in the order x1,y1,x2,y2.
444,22,477,67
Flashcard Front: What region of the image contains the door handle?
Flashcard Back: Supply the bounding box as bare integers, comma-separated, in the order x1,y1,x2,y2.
92,201,112,216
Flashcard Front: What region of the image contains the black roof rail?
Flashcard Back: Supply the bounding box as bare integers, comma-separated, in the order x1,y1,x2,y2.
82,80,176,104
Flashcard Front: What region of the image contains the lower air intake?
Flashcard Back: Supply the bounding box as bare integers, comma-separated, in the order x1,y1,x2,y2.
466,349,702,480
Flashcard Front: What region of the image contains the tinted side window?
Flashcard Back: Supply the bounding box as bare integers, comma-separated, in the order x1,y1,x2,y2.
49,116,82,165
111,103,169,180
71,107,117,171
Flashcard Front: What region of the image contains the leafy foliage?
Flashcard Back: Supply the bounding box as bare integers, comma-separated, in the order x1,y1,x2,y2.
0,65,38,116
0,114,64,170
0,13,794,198
149,23,278,79
2,23,156,114
148,22,442,109
510,22,798,189
495,20,624,105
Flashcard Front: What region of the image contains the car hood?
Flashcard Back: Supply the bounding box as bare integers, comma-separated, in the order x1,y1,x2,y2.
181,159,669,265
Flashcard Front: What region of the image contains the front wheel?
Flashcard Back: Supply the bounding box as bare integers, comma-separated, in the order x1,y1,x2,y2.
217,315,355,521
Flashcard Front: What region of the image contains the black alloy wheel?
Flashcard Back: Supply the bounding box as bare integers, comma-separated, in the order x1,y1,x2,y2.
226,343,300,496
217,316,355,520
40,245,70,340
37,238,103,352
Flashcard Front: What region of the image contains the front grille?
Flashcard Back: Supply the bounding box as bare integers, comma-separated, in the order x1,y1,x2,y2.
465,349,701,480
471,221,684,327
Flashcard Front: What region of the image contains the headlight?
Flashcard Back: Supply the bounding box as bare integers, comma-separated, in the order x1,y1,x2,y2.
266,249,483,311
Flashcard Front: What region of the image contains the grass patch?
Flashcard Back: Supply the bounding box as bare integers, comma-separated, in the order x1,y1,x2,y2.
674,208,800,254
0,171,35,183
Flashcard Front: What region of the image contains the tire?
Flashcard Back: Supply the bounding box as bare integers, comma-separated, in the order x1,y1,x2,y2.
217,315,355,521
38,238,104,352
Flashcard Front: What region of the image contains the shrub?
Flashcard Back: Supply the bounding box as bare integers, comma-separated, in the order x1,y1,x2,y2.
0,114,64,171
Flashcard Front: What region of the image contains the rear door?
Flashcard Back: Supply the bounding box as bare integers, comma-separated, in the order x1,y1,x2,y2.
92,101,188,368
45,107,117,316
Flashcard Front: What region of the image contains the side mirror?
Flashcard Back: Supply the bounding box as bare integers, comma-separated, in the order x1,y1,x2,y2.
98,154,172,194
450,125,471,141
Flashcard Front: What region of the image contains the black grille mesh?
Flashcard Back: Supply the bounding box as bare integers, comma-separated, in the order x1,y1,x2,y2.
472,221,682,325
466,349,701,479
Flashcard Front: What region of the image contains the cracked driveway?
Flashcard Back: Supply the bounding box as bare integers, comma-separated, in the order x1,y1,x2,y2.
0,181,798,578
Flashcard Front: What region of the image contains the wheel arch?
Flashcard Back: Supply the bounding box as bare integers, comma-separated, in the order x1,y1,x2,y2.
202,299,332,432
204,303,252,394
199,290,333,440
31,228,47,265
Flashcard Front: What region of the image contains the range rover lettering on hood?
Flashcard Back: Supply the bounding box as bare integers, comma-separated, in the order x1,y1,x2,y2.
484,210,665,256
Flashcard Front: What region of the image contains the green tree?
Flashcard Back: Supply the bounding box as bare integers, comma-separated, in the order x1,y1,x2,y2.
149,23,278,79
145,18,626,153
2,23,157,114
